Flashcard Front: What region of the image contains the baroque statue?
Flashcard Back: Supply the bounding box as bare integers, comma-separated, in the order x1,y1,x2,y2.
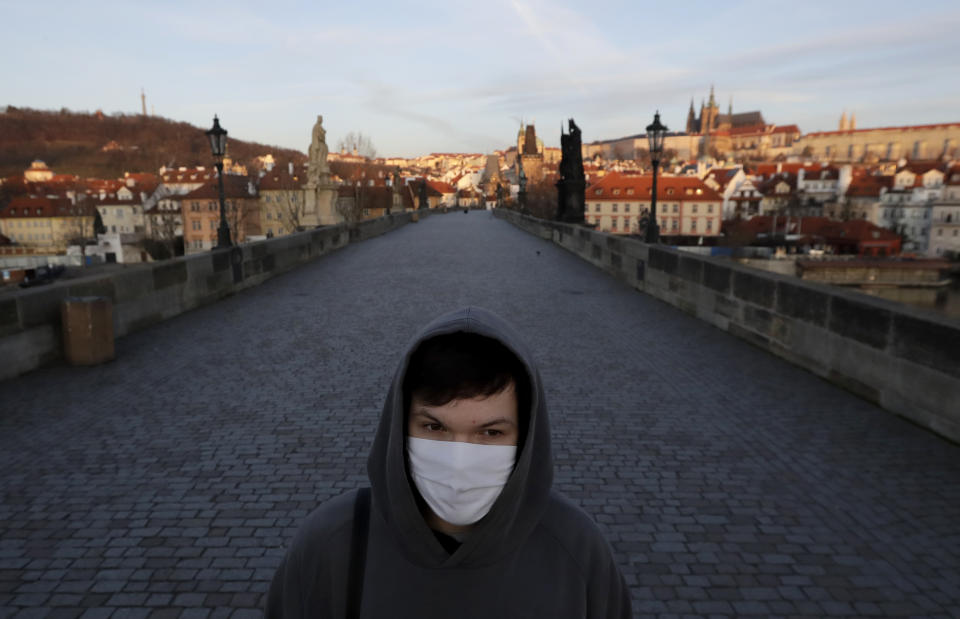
307,115,330,186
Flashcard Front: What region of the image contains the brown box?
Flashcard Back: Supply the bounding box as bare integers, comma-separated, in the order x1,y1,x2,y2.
61,296,115,365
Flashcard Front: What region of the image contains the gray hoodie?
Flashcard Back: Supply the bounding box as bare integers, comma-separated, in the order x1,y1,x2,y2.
266,307,632,618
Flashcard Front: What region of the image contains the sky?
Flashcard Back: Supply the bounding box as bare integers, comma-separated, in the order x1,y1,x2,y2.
3,0,960,158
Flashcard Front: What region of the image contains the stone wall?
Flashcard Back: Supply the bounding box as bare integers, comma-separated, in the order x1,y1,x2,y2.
495,209,960,443
0,212,425,381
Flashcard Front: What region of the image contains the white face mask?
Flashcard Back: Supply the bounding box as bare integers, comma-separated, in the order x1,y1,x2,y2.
406,437,517,527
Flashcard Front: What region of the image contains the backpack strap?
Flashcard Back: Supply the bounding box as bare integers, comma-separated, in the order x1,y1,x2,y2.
345,487,371,619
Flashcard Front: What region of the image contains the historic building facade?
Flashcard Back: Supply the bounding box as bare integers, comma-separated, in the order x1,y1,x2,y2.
794,122,960,162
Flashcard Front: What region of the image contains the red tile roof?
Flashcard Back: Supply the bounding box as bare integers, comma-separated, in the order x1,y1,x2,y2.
1,196,93,218
259,166,307,190
177,177,255,200
161,168,217,184
426,179,455,194
752,162,822,178
845,175,893,197
585,172,722,202
802,167,840,181
771,124,800,134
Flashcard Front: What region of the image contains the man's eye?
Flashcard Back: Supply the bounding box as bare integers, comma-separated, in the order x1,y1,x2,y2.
483,429,503,437
425,423,444,432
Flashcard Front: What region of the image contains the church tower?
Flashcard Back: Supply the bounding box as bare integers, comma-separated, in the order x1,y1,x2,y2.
701,85,720,135
686,99,697,134
518,122,544,182
839,110,848,131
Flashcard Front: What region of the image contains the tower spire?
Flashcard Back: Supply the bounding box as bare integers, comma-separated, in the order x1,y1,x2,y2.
141,88,147,116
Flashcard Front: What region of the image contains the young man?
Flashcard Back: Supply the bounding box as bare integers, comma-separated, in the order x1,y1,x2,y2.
266,307,632,618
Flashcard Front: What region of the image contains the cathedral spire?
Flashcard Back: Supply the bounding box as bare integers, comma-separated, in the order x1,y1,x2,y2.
728,96,733,118
686,98,697,134
708,84,716,107
839,110,848,131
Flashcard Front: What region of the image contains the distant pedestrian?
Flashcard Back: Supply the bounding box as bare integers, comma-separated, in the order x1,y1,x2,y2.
266,306,631,618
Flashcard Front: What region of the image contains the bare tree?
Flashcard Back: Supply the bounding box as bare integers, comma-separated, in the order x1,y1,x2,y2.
336,131,377,159
336,184,365,224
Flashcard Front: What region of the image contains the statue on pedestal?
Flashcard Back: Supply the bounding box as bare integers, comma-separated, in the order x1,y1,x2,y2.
307,115,330,187
304,114,338,225
556,118,586,223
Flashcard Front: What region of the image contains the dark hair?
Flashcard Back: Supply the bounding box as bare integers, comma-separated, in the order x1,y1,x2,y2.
403,332,530,440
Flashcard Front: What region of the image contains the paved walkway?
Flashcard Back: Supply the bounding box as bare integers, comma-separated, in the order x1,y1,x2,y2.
1,212,958,619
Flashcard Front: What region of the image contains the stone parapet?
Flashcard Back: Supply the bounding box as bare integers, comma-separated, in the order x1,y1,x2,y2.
0,211,427,381
494,208,960,443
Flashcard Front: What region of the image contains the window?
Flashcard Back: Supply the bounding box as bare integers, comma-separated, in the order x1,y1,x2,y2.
595,189,602,196
612,204,618,213
690,219,697,232
612,189,620,195
672,220,678,231
707,204,713,214
594,204,601,213
666,188,674,195
611,219,618,230
692,204,698,214
210,220,216,230
624,204,630,213
707,220,713,232
626,188,634,195
672,204,678,213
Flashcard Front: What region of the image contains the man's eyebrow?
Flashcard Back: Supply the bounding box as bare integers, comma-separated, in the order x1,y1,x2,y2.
479,417,516,428
412,409,441,422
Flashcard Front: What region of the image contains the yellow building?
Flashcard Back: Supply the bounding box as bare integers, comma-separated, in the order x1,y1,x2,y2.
795,121,960,162
259,164,308,236
0,196,95,250
584,172,723,236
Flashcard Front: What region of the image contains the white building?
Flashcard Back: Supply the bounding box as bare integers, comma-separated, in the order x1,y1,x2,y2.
702,167,745,219
929,166,960,258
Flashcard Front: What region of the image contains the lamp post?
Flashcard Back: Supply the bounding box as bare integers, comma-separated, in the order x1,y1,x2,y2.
645,111,668,244
206,115,232,249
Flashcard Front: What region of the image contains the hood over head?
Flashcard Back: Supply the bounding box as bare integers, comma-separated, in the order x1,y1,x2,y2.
367,307,553,568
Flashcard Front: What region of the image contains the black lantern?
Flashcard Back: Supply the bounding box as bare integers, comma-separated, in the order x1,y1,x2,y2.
206,115,228,159
646,111,667,159
644,111,668,244
206,115,232,248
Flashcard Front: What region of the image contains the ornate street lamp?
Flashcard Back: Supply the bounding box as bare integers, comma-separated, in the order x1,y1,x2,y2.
205,115,232,249
645,111,668,244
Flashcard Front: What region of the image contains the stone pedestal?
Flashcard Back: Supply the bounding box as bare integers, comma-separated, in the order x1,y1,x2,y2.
304,180,339,227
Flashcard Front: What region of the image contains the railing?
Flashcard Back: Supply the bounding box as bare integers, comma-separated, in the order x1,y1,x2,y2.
0,211,428,381
495,208,960,443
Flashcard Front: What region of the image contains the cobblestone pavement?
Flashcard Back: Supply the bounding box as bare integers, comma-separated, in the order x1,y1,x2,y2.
1,212,958,619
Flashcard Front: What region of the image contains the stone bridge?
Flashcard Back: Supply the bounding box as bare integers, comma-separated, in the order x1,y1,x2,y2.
1,213,958,618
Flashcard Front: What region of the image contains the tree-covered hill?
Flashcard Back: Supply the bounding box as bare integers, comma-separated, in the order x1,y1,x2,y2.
0,106,306,179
